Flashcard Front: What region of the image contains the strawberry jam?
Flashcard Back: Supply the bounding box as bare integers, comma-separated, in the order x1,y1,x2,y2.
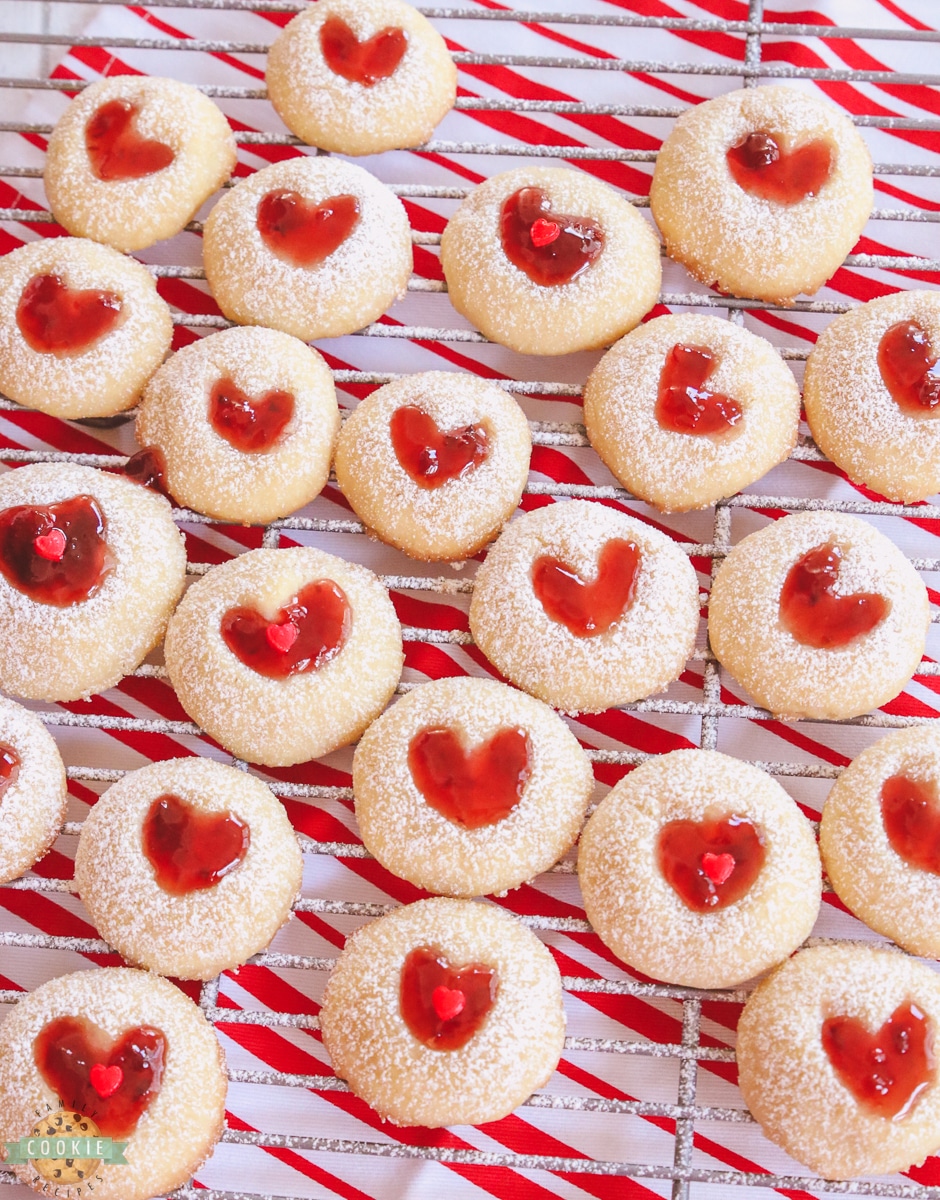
85,98,175,182
257,190,360,270
221,579,351,679
881,774,940,876
532,538,640,637
209,377,294,453
408,726,531,829
656,344,743,437
123,446,169,497
143,793,250,895
779,542,889,649
34,1015,166,1138
877,321,940,415
390,405,488,489
400,945,499,1051
500,187,604,287
822,1001,935,1120
319,14,408,87
0,495,110,607
726,131,833,206
657,815,766,912
17,274,122,357
0,744,20,801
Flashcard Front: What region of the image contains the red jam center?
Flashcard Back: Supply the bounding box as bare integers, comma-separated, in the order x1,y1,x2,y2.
656,343,743,437
822,1001,935,1120
0,744,20,803
17,274,122,358
0,495,110,607
726,131,833,206
221,579,351,679
881,774,940,876
500,187,604,287
85,98,175,182
532,538,640,638
34,1016,166,1138
657,815,766,912
400,945,499,1051
319,14,408,86
877,321,940,415
124,445,170,497
257,189,361,270
142,793,250,896
389,405,488,490
779,542,889,650
408,726,531,830
209,377,295,453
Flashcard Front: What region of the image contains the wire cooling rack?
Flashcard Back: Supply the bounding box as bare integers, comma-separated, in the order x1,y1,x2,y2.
2,2,940,1198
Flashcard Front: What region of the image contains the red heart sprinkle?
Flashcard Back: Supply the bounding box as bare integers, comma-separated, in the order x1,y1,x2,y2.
89,1062,124,1099
530,218,561,248
701,851,735,886
432,985,466,1022
32,529,67,562
266,622,299,653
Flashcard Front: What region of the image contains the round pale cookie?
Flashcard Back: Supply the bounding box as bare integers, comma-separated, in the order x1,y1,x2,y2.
334,371,531,561
0,463,186,703
577,749,820,989
440,166,662,357
0,967,226,1200
708,511,929,721
0,696,67,885
354,677,594,897
75,758,302,980
737,944,940,1179
266,0,456,156
0,237,172,419
319,897,565,1127
804,291,940,503
136,326,339,524
650,84,873,304
164,546,403,766
468,500,699,713
583,313,800,512
202,156,412,342
44,76,236,254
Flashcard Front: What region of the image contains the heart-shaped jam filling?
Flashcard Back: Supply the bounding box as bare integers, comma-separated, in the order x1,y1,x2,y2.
408,725,531,829
532,537,640,638
221,579,351,679
726,131,833,206
779,542,889,650
400,945,499,1051
878,320,940,416
389,405,489,489
657,814,766,912
85,98,175,182
500,186,604,287
0,744,19,804
124,446,170,498
142,793,250,895
656,343,743,437
881,774,940,876
34,1015,166,1138
0,495,111,607
257,189,361,270
17,274,123,358
319,14,408,87
822,1001,935,1119
209,377,295,453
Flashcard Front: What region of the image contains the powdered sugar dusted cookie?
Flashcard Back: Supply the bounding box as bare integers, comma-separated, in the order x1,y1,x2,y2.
135,326,339,524
202,156,412,341
708,511,929,720
319,897,565,1127
441,166,661,356
44,75,236,253
468,500,699,713
583,313,800,511
334,371,531,561
354,677,594,897
75,758,302,980
804,291,940,503
0,463,186,703
578,750,820,989
266,0,456,156
0,697,66,885
0,967,227,1200
164,547,403,766
650,85,873,304
0,238,172,419
737,944,940,1179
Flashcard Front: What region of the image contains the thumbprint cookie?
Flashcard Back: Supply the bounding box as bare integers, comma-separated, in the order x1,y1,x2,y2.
0,696,67,885
319,897,565,1127
708,511,929,720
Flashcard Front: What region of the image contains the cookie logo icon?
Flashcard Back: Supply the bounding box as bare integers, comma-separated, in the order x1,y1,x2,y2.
29,1109,102,1186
